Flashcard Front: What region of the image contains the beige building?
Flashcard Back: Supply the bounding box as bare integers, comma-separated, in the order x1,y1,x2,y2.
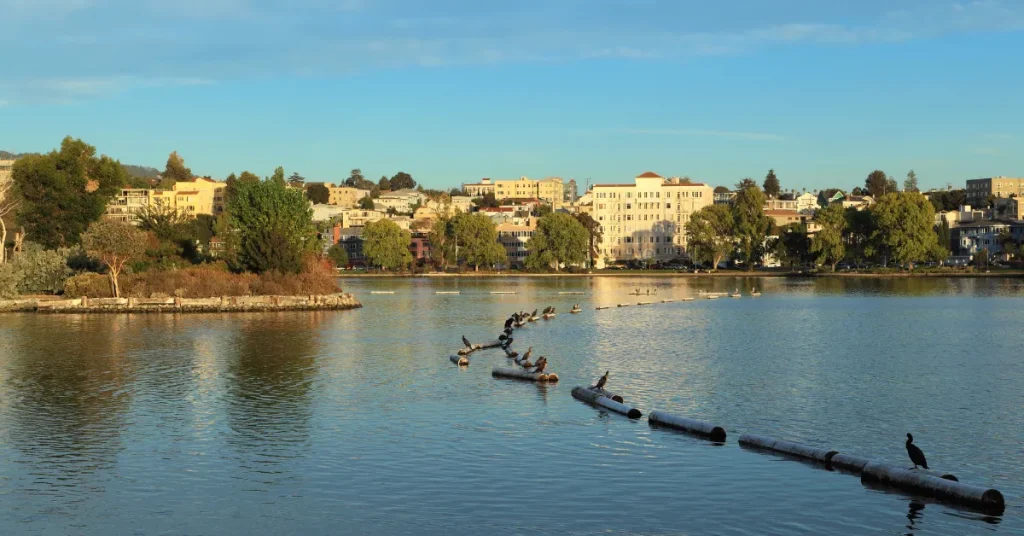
497,220,536,268
0,159,13,183
327,186,371,207
966,176,1024,206
462,178,495,198
796,192,819,214
374,189,427,213
494,177,564,208
339,209,388,228
105,178,226,224
592,172,713,266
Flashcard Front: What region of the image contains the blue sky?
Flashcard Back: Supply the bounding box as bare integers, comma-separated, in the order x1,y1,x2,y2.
1,0,1022,191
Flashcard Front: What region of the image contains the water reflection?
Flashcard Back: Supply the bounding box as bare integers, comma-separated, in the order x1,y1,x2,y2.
906,500,925,533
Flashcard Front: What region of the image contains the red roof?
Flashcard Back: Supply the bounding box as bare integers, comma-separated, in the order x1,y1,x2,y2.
636,171,663,178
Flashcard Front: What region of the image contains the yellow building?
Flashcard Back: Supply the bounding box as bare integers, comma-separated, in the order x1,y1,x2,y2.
0,159,13,183
966,176,1024,206
462,178,495,198
493,176,564,208
327,186,371,207
105,177,226,224
591,172,713,266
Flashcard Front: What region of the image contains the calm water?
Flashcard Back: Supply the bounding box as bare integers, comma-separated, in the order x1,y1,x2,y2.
1,276,1022,535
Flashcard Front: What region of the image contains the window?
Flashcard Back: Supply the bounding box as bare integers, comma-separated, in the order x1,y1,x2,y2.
667,203,671,209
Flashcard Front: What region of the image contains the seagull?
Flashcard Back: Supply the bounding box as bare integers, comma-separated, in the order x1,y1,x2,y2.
594,371,609,390
906,433,928,470
462,335,472,348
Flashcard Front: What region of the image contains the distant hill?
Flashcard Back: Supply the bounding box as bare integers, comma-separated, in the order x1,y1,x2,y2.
0,150,161,179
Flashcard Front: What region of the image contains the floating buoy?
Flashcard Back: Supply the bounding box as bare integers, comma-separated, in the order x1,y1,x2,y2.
861,462,1004,514
739,434,837,464
370,291,395,294
648,411,727,442
491,367,559,383
571,386,641,418
449,354,469,366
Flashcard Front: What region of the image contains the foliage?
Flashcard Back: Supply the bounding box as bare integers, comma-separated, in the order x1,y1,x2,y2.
735,178,758,191
269,166,286,186
574,212,603,268
0,264,17,298
306,183,330,204
732,186,770,270
359,196,375,209
713,185,731,194
344,168,376,190
327,243,349,268
472,192,499,208
0,167,19,264
864,170,890,198
362,219,412,271
775,224,811,268
928,189,967,212
810,203,847,271
536,203,553,217
428,216,456,270
287,172,305,188
378,176,391,191
973,247,990,268
453,212,506,270
904,170,919,193
389,171,416,190
870,192,942,268
226,176,318,274
763,169,781,198
13,136,127,248
81,219,149,297
817,188,844,207
935,218,951,253
525,212,588,271
685,204,735,270
163,151,192,182
844,207,876,264
0,243,72,297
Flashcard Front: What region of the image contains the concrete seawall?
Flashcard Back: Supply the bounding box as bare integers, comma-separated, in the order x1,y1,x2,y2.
0,293,362,314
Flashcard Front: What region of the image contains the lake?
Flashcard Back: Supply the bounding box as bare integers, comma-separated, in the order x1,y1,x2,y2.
1,276,1021,535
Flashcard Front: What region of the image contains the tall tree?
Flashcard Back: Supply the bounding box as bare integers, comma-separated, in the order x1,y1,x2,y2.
378,175,392,191
345,169,364,188
472,192,499,208
14,137,127,248
306,183,330,204
269,166,286,186
428,215,456,270
732,186,770,270
389,172,416,191
775,223,811,268
864,170,889,198
713,185,731,194
362,219,412,271
524,212,588,272
226,176,317,274
811,203,848,271
536,203,553,217
358,196,375,210
763,169,781,198
453,212,506,271
326,243,349,268
163,151,192,182
871,192,942,268
685,204,735,271
886,176,900,195
287,172,305,188
0,168,18,264
935,218,951,254
844,207,876,265
904,170,919,193
735,178,759,191
81,220,148,298
573,212,603,269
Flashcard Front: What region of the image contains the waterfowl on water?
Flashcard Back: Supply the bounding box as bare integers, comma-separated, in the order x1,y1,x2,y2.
533,358,547,374
594,371,609,390
504,318,514,329
906,433,928,470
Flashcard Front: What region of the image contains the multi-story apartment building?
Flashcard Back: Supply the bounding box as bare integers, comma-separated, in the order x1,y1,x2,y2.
462,178,495,198
591,172,713,266
374,189,427,213
966,176,1024,206
105,178,226,224
795,192,819,214
497,220,536,268
327,186,371,207
564,179,578,204
493,177,564,208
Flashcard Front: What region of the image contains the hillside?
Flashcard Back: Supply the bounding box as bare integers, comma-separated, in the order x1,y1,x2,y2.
0,151,160,178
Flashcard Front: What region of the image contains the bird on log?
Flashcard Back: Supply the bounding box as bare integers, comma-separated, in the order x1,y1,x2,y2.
462,335,472,348
530,309,538,318
594,371,609,390
906,433,929,470
504,318,514,330
532,357,547,373
501,337,513,349
522,347,533,361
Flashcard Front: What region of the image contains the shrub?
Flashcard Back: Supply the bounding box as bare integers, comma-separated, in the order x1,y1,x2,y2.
13,244,73,294
0,264,19,299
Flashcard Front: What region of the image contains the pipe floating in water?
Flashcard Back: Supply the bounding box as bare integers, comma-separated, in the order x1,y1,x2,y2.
638,301,651,305
682,298,695,302
558,292,584,295
830,453,873,474
661,299,674,303
449,354,469,366
648,411,727,442
861,463,1004,514
617,303,631,308
457,339,503,355
503,347,519,358
435,291,461,295
492,367,559,383
738,434,837,464
571,386,641,419
370,291,395,294
543,313,556,319
490,291,516,294
596,306,610,310
578,386,624,403
570,308,582,314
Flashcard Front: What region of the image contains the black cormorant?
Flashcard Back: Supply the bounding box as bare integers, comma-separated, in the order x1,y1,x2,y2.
594,371,609,390
906,433,928,470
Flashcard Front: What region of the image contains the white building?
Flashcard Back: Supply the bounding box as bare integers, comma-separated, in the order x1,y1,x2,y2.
796,192,819,214
592,172,714,266
375,189,428,213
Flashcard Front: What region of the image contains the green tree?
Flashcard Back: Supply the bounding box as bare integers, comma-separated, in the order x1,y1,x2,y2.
14,137,127,248
287,172,305,188
362,219,412,271
378,175,391,191
306,183,330,204
370,185,381,199
573,212,603,269
811,203,847,271
887,176,900,195
81,220,148,297
713,185,731,194
389,172,416,190
845,207,876,265
453,212,506,271
0,168,19,264
359,196,375,210
226,177,317,274
269,166,286,186
163,151,192,182
735,178,758,191
472,192,499,208
685,204,735,271
763,169,781,198
524,212,588,272
864,170,889,198
775,223,811,268
732,186,770,270
935,218,951,254
536,203,553,217
326,243,349,268
428,216,456,270
904,170,919,193
871,192,941,268
345,168,364,188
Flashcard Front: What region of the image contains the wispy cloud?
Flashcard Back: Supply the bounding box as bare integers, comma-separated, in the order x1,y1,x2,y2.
1,76,214,104
574,128,786,142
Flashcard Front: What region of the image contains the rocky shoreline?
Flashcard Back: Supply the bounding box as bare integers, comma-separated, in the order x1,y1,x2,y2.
0,293,362,313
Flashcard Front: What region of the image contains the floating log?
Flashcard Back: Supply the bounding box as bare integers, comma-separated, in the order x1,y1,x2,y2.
705,295,719,300
457,339,503,355
682,298,695,302
370,291,395,294
527,317,538,322
596,306,610,310
830,453,873,474
491,367,559,383
450,354,469,366
861,463,1004,514
559,292,585,295
661,299,674,303
571,386,641,418
648,411,727,442
435,291,461,295
738,434,837,464
543,313,556,319
570,308,582,314
638,301,651,305
617,303,631,307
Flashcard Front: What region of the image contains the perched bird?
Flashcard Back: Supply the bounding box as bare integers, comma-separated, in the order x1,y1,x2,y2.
594,371,609,390
522,347,533,361
519,359,533,369
531,309,538,318
462,335,472,348
504,318,514,330
906,433,928,470
501,337,513,349
533,358,547,374
498,334,508,341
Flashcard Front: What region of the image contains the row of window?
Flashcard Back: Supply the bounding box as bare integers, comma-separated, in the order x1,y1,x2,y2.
601,247,684,256
595,191,705,199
